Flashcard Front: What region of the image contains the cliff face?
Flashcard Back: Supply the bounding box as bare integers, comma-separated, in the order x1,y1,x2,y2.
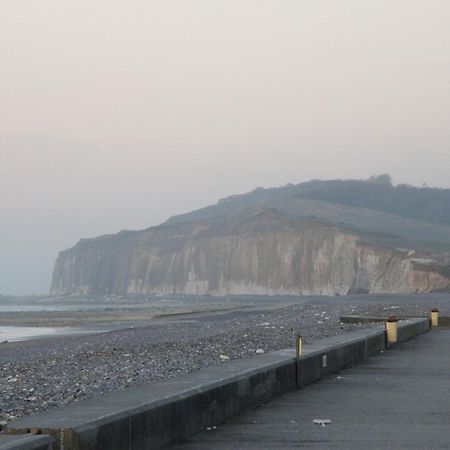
51,211,450,296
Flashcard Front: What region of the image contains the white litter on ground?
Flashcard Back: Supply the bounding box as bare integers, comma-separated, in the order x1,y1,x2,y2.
313,419,332,426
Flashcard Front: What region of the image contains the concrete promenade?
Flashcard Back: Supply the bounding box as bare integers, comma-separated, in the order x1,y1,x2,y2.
175,329,450,449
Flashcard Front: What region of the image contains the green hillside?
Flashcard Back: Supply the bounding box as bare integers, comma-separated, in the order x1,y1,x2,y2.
295,177,450,227
165,177,450,252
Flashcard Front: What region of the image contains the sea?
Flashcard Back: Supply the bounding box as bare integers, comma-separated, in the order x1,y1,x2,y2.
0,296,140,342
0,325,98,342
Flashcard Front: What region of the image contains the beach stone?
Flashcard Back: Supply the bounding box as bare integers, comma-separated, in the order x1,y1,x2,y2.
0,300,440,423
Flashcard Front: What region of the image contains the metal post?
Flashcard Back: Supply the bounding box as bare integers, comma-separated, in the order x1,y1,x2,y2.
296,334,302,389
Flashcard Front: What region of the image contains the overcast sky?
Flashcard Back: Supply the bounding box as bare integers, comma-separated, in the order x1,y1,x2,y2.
1,0,450,295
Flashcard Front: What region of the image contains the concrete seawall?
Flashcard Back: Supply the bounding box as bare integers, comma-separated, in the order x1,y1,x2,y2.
6,318,429,450
0,435,53,450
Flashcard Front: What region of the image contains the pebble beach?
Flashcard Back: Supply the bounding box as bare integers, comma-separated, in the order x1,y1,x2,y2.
1,294,449,427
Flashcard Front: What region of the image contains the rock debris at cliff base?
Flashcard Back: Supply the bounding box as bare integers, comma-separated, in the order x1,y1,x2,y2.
0,301,448,425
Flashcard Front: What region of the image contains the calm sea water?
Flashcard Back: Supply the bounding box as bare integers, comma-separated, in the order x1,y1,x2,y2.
0,326,61,342
0,297,142,342
0,325,107,342
0,302,134,312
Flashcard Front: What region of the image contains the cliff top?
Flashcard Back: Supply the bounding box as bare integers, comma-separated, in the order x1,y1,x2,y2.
69,178,450,255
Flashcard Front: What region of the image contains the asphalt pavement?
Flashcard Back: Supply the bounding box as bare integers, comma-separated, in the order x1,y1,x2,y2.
174,328,450,449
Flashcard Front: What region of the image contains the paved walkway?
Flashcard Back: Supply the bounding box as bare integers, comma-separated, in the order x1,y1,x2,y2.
174,329,450,449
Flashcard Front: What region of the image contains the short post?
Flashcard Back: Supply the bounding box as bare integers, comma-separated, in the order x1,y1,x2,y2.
430,308,439,327
296,334,302,389
385,315,398,346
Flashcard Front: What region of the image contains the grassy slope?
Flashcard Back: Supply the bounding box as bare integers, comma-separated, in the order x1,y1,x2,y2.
164,181,450,253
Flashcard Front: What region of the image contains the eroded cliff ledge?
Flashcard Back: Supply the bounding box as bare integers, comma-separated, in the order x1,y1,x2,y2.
51,209,450,296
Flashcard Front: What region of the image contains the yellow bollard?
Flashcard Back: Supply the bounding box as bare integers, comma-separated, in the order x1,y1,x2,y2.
385,315,398,346
430,308,439,327
296,335,303,358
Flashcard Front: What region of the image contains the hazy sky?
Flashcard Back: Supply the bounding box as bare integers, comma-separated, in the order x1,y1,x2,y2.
1,0,450,295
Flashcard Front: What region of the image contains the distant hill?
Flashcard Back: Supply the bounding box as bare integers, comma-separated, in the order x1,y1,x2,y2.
168,177,450,226
51,177,450,296
165,178,450,252
294,178,450,227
